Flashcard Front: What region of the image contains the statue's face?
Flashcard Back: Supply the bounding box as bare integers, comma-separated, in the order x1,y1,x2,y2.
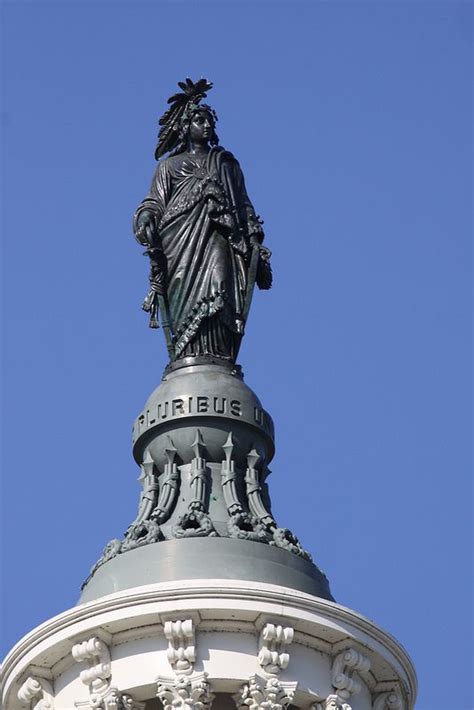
189,110,214,144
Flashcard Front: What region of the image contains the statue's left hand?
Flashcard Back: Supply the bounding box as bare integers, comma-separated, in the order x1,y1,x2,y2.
135,210,157,246
250,238,271,261
255,243,273,290
258,245,272,261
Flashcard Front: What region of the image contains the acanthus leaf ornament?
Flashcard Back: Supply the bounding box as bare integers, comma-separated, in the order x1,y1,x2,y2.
156,673,214,710
235,675,297,710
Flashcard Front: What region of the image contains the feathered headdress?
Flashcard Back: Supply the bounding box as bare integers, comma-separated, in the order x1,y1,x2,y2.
155,78,214,160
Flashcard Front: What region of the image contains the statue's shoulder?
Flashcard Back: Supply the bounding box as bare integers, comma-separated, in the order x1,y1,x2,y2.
212,145,236,161
157,153,182,169
152,153,187,179
211,146,240,170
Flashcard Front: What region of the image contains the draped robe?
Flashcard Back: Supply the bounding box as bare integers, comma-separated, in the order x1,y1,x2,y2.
134,147,263,360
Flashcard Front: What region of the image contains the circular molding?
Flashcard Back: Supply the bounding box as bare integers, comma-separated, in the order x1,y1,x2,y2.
2,579,417,708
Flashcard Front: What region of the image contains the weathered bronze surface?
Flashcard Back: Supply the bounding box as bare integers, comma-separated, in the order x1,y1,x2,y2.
133,79,272,363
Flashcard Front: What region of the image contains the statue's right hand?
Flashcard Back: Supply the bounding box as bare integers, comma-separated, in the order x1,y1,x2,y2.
135,210,156,246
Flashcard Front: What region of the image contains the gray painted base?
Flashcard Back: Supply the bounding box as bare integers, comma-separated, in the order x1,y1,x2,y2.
79,537,334,604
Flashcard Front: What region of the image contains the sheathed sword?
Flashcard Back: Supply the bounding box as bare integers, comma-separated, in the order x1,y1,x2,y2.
242,241,261,325
157,290,174,360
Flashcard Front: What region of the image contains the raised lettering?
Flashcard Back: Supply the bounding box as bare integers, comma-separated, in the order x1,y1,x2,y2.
146,409,156,426
214,396,227,414
197,396,209,413
172,398,185,416
230,399,242,417
158,401,169,420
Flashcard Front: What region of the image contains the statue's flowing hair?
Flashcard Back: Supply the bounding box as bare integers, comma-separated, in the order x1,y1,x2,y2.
155,78,219,160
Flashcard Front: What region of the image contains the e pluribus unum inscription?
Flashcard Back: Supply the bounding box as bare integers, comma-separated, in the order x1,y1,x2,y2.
134,394,272,440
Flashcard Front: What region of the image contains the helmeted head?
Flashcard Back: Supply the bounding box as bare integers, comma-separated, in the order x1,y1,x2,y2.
176,103,219,152
155,78,219,159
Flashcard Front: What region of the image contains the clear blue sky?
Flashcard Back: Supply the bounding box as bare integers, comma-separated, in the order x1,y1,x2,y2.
1,2,472,708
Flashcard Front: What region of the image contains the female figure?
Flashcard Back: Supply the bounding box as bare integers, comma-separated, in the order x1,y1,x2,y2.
133,79,271,362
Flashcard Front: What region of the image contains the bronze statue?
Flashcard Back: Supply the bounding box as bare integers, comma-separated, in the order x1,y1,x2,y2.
133,79,272,362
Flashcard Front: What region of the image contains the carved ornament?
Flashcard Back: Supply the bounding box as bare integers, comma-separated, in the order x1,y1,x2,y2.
18,677,54,710
372,690,404,710
235,675,297,710
156,672,214,710
164,619,196,675
258,623,294,675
